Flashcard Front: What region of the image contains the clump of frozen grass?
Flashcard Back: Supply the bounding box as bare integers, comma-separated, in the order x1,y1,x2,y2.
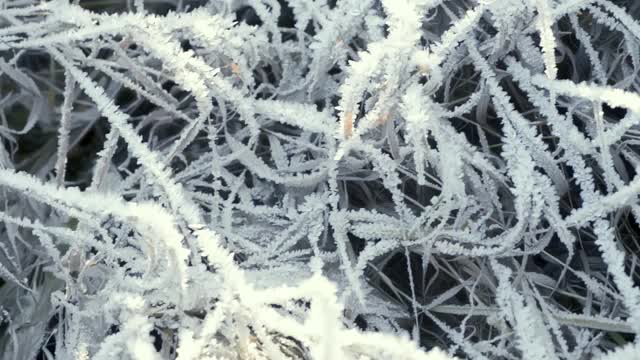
0,0,640,359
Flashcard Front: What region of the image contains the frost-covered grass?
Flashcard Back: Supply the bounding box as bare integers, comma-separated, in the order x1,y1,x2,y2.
0,0,640,359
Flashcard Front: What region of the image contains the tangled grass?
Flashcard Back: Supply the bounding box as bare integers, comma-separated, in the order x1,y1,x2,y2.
0,0,640,359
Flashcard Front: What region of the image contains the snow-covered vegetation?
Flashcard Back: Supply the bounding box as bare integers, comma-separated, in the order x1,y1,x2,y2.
0,0,640,359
